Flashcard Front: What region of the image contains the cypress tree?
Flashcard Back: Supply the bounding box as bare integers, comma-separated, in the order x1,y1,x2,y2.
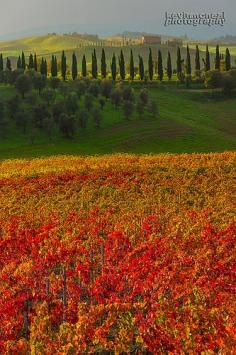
195,45,200,71
111,53,117,81
44,59,48,77
130,49,135,80
158,50,163,81
61,50,67,80
225,48,231,71
17,56,22,69
82,55,87,77
34,54,38,71
186,45,191,75
92,49,98,79
177,47,182,79
29,53,34,69
51,55,55,77
21,51,26,70
148,48,153,81
40,57,45,75
54,56,58,77
167,51,172,80
72,52,78,80
0,54,3,71
215,45,220,70
119,50,125,80
101,48,107,78
138,55,144,80
205,45,210,71
6,57,11,71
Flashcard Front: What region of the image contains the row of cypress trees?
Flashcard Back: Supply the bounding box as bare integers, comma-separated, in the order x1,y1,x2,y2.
0,45,231,81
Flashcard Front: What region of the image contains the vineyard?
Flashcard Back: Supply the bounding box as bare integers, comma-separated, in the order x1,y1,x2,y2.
0,153,235,353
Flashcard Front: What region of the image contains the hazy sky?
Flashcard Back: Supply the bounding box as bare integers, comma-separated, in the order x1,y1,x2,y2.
0,0,235,38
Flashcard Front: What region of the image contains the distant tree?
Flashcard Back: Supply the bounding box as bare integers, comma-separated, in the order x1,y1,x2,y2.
33,73,46,94
123,100,134,120
158,50,163,81
92,49,98,79
119,50,125,80
138,55,144,80
215,45,220,70
41,87,56,105
40,58,46,76
88,82,100,97
0,101,8,137
78,108,89,128
43,116,54,141
6,57,12,71
110,88,122,107
225,48,231,71
82,55,87,77
15,74,32,99
177,47,182,80
99,97,106,110
54,56,58,77
50,77,61,90
61,50,67,80
101,48,107,78
130,50,135,80
6,94,21,119
51,55,55,77
139,88,149,106
0,54,3,72
147,100,158,118
33,103,51,129
91,106,102,127
34,54,38,71
29,54,34,69
59,113,76,138
65,92,78,114
72,52,78,80
21,51,26,70
136,99,145,118
186,45,191,75
205,45,211,71
167,51,172,80
84,93,94,111
111,53,117,81
195,45,200,71
148,48,154,81
17,56,22,69
122,85,134,102
101,79,113,98
14,110,29,133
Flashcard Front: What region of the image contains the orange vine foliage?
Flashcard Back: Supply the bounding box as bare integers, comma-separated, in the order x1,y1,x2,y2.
0,153,235,353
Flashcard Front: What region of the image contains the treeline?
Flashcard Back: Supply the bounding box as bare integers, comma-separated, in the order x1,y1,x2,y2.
0,44,232,82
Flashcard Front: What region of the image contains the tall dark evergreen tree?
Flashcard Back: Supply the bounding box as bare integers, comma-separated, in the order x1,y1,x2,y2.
29,53,34,69
82,55,87,77
72,52,78,80
54,56,58,77
195,45,200,71
0,54,3,71
40,57,45,75
158,50,163,81
225,48,231,71
44,59,48,77
130,50,135,80
61,50,67,80
138,55,144,80
205,45,210,71
215,45,220,70
34,54,38,71
92,49,98,79
6,57,11,71
186,45,191,75
17,56,22,69
101,48,107,78
111,53,117,81
177,47,182,79
21,51,26,70
167,51,172,80
148,48,153,81
119,50,125,80
51,55,55,77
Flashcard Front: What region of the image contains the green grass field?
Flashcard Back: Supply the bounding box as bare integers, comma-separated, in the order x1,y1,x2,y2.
0,83,235,160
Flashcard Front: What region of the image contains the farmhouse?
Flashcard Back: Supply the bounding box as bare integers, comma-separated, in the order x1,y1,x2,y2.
141,35,161,45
